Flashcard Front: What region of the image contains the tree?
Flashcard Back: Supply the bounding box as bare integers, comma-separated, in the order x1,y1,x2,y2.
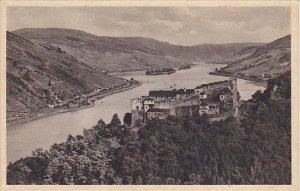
110,114,121,127
123,113,132,126
97,119,106,125
251,90,265,102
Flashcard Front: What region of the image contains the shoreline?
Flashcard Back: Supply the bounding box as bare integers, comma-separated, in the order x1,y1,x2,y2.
209,72,267,87
7,82,142,127
108,68,147,75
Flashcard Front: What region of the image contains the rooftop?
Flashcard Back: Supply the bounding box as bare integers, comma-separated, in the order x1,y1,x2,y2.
149,90,176,97
143,97,154,101
219,87,234,96
176,89,195,94
147,108,170,113
200,102,208,106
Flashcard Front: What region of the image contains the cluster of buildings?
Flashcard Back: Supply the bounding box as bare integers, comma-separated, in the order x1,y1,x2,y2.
46,77,63,108
260,73,279,81
46,77,89,109
131,78,240,125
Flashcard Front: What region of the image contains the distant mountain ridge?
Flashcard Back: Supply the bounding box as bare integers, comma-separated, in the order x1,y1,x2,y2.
13,28,263,72
214,34,291,79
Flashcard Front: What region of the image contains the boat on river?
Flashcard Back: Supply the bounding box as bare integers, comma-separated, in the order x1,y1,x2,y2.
145,68,176,75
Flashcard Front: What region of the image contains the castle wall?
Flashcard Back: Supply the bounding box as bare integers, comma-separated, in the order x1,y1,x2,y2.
147,111,169,120
131,97,144,125
132,78,239,124
131,110,144,125
131,98,143,110
195,79,238,94
175,105,199,117
154,101,175,109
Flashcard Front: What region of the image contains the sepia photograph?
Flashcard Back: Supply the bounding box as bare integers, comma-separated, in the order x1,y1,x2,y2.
0,0,299,190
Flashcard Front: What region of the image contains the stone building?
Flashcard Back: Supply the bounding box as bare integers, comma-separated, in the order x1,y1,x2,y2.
199,102,209,115
199,92,207,99
143,97,155,112
175,89,195,100
195,78,237,95
219,87,235,111
131,97,145,124
175,105,199,118
207,104,220,115
146,108,170,120
148,90,176,101
131,78,239,125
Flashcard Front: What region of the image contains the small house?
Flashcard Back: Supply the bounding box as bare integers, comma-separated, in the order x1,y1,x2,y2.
175,88,195,100
143,97,155,112
199,102,209,115
219,88,235,111
207,104,220,115
199,92,208,99
219,88,234,102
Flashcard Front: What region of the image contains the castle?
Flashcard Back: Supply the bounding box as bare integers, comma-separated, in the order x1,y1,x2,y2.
131,78,240,125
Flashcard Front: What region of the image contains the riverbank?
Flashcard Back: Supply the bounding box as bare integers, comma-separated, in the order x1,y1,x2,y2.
209,71,267,87
108,68,147,75
7,81,142,127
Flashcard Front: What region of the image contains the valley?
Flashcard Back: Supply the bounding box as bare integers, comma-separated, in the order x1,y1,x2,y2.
6,28,291,126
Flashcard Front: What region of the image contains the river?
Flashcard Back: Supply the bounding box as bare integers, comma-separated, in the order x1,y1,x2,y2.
7,63,265,164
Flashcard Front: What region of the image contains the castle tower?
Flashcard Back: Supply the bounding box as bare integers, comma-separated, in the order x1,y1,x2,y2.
229,78,237,91
229,78,239,104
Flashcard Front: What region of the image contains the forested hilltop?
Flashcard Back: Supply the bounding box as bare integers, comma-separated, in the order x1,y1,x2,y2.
7,72,291,185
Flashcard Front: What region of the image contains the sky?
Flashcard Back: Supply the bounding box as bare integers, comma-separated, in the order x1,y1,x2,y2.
7,7,290,46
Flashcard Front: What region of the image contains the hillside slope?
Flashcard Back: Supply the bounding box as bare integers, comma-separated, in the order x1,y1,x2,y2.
7,32,127,116
13,28,261,72
216,35,291,79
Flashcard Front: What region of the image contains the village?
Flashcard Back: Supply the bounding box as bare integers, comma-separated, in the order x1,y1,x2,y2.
131,78,240,125
6,77,141,126
45,76,140,109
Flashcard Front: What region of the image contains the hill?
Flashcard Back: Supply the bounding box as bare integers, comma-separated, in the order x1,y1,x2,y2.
214,35,291,80
7,32,127,117
13,28,261,72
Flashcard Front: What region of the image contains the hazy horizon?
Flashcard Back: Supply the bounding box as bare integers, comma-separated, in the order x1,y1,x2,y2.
7,7,290,46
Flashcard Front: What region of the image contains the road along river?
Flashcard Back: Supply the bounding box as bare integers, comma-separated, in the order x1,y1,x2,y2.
7,63,265,163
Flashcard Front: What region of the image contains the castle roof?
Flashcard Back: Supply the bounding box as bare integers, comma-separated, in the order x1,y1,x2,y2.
149,90,176,97
219,87,234,96
147,108,170,113
176,89,195,94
